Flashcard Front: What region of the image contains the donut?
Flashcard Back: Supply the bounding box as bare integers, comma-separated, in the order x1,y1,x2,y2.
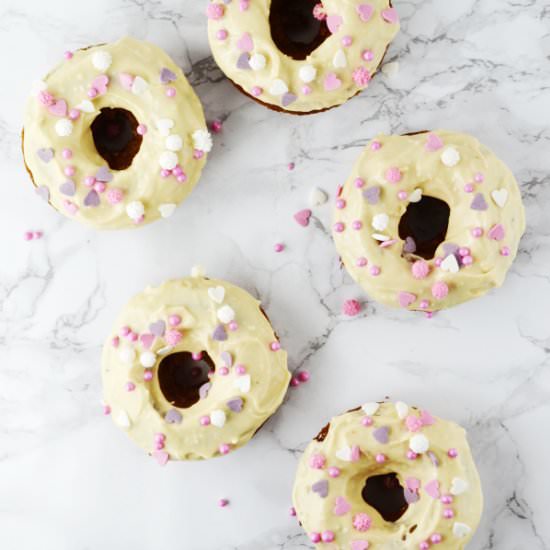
23,37,212,230
101,276,290,462
292,402,483,549
206,0,400,114
332,130,526,311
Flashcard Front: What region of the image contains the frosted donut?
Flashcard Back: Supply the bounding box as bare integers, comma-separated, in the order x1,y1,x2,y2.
292,402,483,549
206,0,400,114
332,130,526,311
23,37,212,230
101,276,290,462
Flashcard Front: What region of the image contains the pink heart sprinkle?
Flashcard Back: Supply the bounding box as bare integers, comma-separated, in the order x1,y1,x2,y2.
153,450,169,466
237,32,254,52
91,74,109,95
326,14,343,34
381,7,399,24
488,223,505,241
406,477,421,491
398,291,417,308
140,333,155,349
350,445,361,462
324,72,342,91
119,73,135,90
425,133,444,152
294,209,312,227
333,496,351,516
356,4,374,22
48,99,67,117
425,479,440,499
63,200,78,215
420,410,436,426
351,542,369,550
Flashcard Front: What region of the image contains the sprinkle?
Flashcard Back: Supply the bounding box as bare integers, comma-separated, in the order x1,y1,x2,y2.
464,183,474,193
443,509,455,519
352,66,371,87
199,415,210,426
448,448,458,458
361,416,373,427
309,533,321,544
328,467,340,478
297,370,310,383
343,299,361,316
335,198,346,209
165,329,183,346
471,227,483,238
441,147,461,167
375,453,386,463
219,443,231,455
491,188,509,208
251,86,263,96
397,190,408,200
362,49,374,61
55,119,73,137
309,453,326,469
165,87,176,98
334,222,345,233
216,29,228,40
294,208,312,227
501,246,511,256
144,371,153,381
289,507,297,516
126,201,145,221
410,434,430,454
218,498,229,508
411,260,429,279
125,382,136,392
371,140,381,150
370,265,381,276
353,513,372,532
92,50,112,71
137,124,147,136
270,341,281,351
309,187,328,206
321,531,335,543
356,257,368,267
431,281,449,300
385,167,402,183
64,51,73,60
372,213,389,231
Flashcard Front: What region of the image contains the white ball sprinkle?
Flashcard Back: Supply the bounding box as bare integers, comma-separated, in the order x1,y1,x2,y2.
126,201,145,221
409,434,430,454
249,53,266,71
441,147,461,167
192,129,213,153
299,65,317,83
159,151,178,170
92,51,112,71
140,351,156,368
165,134,183,152
55,119,73,137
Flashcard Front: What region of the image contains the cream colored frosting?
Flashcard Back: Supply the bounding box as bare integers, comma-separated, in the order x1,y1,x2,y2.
207,0,399,113
333,131,526,311
292,402,483,549
23,36,210,230
101,276,290,461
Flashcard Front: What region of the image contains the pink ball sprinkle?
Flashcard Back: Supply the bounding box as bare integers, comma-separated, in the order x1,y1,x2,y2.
173,166,184,178
64,165,75,177
397,190,408,200
84,176,96,187
458,247,470,257
375,453,386,463
342,35,353,47
321,531,335,543
94,181,106,193
103,404,111,415
461,255,473,266
106,188,124,204
235,364,246,375
33,231,43,239
216,29,228,40
419,542,430,550
370,140,381,151
328,467,340,478
407,450,418,460
431,281,449,300
200,416,211,426
128,331,138,342
68,108,80,120
335,198,346,209
290,377,300,387
274,242,285,253
166,87,176,98
251,86,263,97
165,330,183,346
154,433,166,443
448,448,458,458
370,265,381,276
169,314,182,327
23,231,33,241
88,87,98,99
434,257,443,267
343,299,361,316
125,382,136,392
120,326,131,337
218,367,229,376
206,3,225,20
177,173,187,183
144,371,153,382
361,416,373,427
385,167,402,183
411,260,430,279
111,336,120,348
354,177,365,188
239,0,249,10
289,506,297,516
160,168,171,178
211,120,223,133
288,162,296,171
471,227,483,238
309,453,326,469
431,534,442,544
64,51,73,60
464,183,474,193
501,246,511,256
362,49,375,61
192,351,203,361
309,533,321,544
334,222,345,233
352,220,363,230
443,508,454,519
356,257,368,267
218,498,229,508
301,85,312,95
219,443,231,455
137,124,148,135
62,148,73,159
441,495,453,505
474,172,484,183
297,370,310,383
270,341,281,351
228,320,239,331
154,441,165,450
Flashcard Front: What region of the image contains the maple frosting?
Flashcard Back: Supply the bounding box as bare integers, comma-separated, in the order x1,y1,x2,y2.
333,130,526,311
292,402,483,549
101,276,290,462
23,36,211,229
206,0,400,113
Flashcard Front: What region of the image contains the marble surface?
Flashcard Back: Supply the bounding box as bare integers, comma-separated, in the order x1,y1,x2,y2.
1,0,549,548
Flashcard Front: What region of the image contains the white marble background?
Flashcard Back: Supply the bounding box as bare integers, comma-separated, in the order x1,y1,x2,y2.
1,0,549,548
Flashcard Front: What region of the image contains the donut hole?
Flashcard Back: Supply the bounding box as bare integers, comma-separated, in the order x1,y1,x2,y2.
91,107,143,170
398,196,450,260
158,351,214,409
269,0,330,60
362,473,409,522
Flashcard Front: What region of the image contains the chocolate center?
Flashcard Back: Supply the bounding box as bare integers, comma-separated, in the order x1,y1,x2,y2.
398,195,450,260
158,351,214,409
269,0,330,60
362,473,409,522
91,107,143,170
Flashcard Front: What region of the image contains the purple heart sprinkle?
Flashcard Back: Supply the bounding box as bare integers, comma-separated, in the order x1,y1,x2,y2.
35,185,50,201
164,409,182,424
403,236,416,254
59,180,76,196
236,52,251,70
212,324,227,341
220,351,233,368
363,186,381,205
311,479,329,498
227,397,244,412
84,189,100,207
470,192,488,211
149,320,166,337
427,451,440,467
199,383,211,400
373,426,390,444
37,147,54,163
95,166,113,183
404,488,419,504
282,92,297,107
160,67,177,84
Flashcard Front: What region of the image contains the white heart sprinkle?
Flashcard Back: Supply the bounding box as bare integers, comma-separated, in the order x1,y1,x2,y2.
75,100,95,113
309,187,328,207
299,64,317,83
362,402,380,415
249,53,266,71
131,76,149,95
372,233,390,242
158,203,177,219
92,51,112,71
208,286,225,304
409,434,430,454
126,201,145,221
450,477,469,496
452,522,472,538
335,446,353,462
333,49,347,69
372,213,389,231
381,61,399,77
491,188,508,208
441,147,461,167
156,118,174,137
269,79,289,96
159,151,178,170
234,374,251,393
165,134,183,152
210,409,226,428
440,254,460,274
192,129,213,152
140,351,156,368
395,401,409,419
115,410,130,429
118,346,136,364
217,305,235,324
408,188,422,203
55,119,73,137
